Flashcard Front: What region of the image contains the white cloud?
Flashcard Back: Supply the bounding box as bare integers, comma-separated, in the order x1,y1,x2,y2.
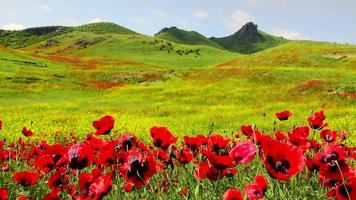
271,28,310,40
1,23,25,30
220,10,255,33
193,10,209,19
40,5,51,12
89,18,104,23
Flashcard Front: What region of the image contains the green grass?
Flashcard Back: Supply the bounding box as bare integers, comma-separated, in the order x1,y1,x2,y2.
155,27,223,49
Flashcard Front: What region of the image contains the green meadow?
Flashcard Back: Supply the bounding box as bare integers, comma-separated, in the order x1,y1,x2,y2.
0,27,355,145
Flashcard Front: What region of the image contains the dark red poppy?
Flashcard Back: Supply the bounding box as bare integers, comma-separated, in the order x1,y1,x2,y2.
244,174,268,200
48,169,68,192
318,144,354,182
194,161,227,180
308,111,327,129
92,115,115,135
13,171,39,186
88,174,112,200
310,139,322,151
96,142,115,168
320,129,337,143
150,126,177,150
43,191,61,200
116,133,137,151
275,110,292,121
183,134,207,152
261,137,305,181
0,120,2,130
0,188,8,200
241,125,254,138
288,126,310,150
59,143,93,170
22,127,34,137
223,188,243,200
275,131,288,141
207,134,231,152
177,147,193,164
338,132,348,141
119,150,157,187
326,175,356,200
230,140,256,165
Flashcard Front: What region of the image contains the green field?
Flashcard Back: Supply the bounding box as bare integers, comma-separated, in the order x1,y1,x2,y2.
0,24,355,144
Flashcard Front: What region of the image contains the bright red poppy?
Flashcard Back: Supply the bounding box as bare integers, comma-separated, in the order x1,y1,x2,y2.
92,115,115,135
59,143,93,170
88,174,112,200
150,126,177,150
0,188,8,200
275,110,292,121
13,171,40,186
177,147,193,164
22,127,34,137
183,134,207,152
240,125,254,138
261,137,305,181
119,150,157,187
288,126,310,150
320,129,337,143
43,191,61,200
223,188,243,200
244,174,268,200
308,111,327,129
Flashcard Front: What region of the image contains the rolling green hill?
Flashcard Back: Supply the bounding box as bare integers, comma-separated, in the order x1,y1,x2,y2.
155,27,222,49
0,22,137,49
210,22,288,54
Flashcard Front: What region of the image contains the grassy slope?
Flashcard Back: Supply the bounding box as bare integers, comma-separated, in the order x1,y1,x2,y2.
155,27,223,49
0,37,355,146
211,31,288,54
0,22,137,49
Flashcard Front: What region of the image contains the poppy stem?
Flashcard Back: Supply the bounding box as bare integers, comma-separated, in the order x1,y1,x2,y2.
335,161,351,200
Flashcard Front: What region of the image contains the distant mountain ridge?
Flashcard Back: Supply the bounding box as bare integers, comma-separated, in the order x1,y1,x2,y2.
1,21,287,53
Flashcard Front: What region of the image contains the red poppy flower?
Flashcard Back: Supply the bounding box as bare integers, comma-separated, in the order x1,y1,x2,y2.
22,127,34,137
116,133,137,151
261,137,305,181
13,171,40,186
96,142,116,168
183,134,207,152
207,134,231,152
88,174,112,200
318,144,354,182
223,188,243,200
15,195,27,200
59,143,93,170
230,140,256,165
194,161,227,180
241,125,254,138
207,150,234,169
48,169,68,192
308,111,327,129
177,148,193,164
244,174,268,200
150,126,177,150
333,175,356,200
275,131,288,141
0,188,8,200
92,115,115,135
0,120,2,130
320,129,337,143
119,150,157,187
275,110,292,121
288,126,310,150
43,191,61,200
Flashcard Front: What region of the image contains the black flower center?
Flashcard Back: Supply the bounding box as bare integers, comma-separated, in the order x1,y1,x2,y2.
266,156,290,174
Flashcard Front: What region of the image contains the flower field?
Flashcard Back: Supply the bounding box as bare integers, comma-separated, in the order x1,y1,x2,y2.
0,110,355,200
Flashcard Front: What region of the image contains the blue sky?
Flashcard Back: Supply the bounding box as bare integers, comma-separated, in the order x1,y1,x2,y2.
1,0,355,43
